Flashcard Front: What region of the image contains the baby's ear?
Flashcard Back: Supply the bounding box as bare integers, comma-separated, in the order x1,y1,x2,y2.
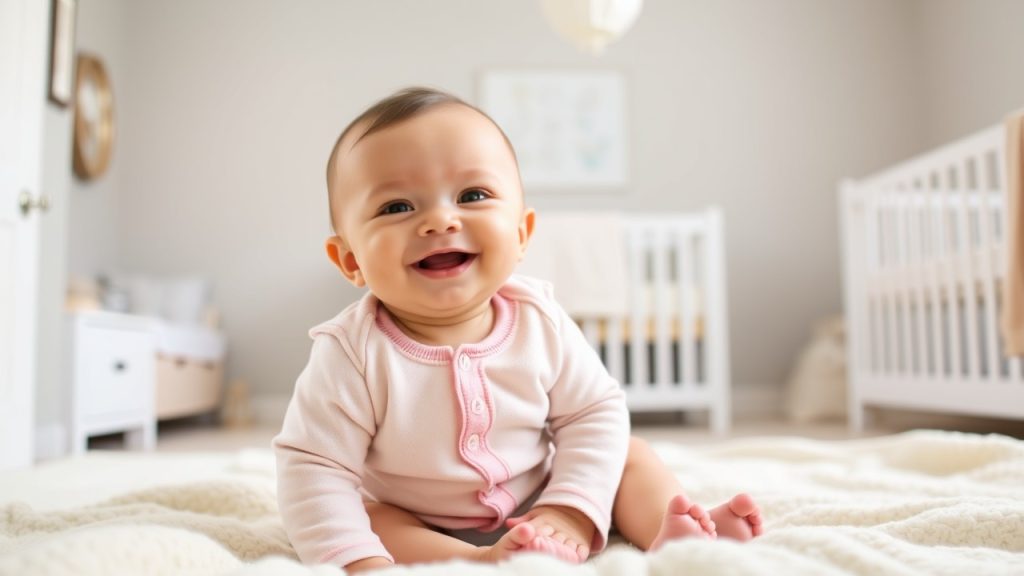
325,236,365,287
517,207,536,259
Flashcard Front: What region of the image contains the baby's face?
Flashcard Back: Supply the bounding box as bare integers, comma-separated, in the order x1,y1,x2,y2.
328,104,533,321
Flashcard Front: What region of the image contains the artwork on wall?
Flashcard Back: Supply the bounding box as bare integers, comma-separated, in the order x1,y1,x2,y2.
48,0,77,107
478,69,627,191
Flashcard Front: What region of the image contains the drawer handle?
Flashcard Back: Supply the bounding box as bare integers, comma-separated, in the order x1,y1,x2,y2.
113,360,128,372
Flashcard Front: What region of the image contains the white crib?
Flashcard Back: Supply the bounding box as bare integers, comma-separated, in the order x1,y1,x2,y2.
841,124,1024,431
574,208,732,434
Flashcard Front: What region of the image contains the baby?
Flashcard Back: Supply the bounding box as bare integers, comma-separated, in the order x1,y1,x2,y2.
273,87,762,573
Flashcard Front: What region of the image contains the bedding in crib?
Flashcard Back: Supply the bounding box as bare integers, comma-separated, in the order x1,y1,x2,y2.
2,430,1022,575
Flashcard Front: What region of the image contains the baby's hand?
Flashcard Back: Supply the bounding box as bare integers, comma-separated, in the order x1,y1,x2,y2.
505,504,595,563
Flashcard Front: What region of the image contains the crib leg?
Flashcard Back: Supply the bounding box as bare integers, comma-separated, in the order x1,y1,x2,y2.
710,405,730,436
848,400,873,434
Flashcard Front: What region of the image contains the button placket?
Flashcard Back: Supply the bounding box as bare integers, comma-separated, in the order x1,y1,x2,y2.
455,350,508,500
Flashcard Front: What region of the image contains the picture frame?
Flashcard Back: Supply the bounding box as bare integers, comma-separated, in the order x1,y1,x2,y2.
48,0,78,108
477,69,628,191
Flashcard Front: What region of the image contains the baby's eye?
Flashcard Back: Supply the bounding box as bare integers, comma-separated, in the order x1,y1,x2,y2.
380,201,413,215
458,189,489,203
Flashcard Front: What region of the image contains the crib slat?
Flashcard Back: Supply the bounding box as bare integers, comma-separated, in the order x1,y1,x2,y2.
972,153,1001,382
895,194,916,376
883,196,901,374
866,191,882,375
580,319,600,350
651,227,672,393
907,192,931,376
941,187,963,378
676,229,697,387
927,193,946,378
628,227,648,390
605,316,625,384
953,189,981,381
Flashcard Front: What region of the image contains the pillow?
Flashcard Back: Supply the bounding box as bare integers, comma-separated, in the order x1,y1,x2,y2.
111,273,210,325
161,277,209,325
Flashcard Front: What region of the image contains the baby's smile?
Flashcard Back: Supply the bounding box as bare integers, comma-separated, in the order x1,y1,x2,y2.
412,250,478,279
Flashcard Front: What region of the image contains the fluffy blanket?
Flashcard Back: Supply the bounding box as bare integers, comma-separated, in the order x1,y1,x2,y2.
1,430,1023,575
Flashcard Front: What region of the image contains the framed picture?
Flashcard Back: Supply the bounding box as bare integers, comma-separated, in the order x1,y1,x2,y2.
478,69,627,191
48,0,78,107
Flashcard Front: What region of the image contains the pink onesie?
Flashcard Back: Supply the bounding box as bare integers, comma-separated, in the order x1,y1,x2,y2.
273,275,630,567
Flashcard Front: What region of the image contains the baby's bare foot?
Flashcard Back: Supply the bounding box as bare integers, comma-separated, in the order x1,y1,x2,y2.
477,523,537,563
707,493,763,541
519,524,588,563
650,494,717,551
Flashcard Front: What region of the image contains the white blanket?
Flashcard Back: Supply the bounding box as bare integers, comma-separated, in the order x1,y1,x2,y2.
2,430,1023,575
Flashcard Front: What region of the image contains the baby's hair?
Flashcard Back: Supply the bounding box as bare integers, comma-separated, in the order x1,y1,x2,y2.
325,86,518,231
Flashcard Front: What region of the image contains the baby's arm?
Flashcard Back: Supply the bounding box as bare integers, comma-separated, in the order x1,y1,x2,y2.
530,304,632,557
273,336,393,569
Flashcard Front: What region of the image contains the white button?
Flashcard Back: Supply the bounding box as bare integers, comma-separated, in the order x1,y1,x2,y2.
459,354,471,370
467,434,480,451
471,397,485,415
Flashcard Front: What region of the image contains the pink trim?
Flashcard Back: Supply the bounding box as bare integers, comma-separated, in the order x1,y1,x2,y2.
478,363,513,481
477,484,519,532
373,294,518,364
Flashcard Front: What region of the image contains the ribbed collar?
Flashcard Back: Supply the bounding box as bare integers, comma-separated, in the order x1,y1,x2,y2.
374,294,518,364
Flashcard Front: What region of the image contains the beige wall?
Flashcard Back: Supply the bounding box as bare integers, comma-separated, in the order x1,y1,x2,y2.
44,0,1015,426
67,0,128,278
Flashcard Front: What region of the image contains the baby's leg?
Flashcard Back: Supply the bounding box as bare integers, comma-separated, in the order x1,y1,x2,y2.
613,437,763,550
364,501,538,566
613,437,716,550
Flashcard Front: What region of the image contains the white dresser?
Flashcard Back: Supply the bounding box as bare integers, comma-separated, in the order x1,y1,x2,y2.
68,312,158,455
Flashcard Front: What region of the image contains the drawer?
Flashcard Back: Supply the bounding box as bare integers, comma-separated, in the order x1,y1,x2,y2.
156,356,224,419
78,326,155,420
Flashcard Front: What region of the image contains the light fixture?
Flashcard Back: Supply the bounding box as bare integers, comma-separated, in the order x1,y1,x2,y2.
540,0,643,55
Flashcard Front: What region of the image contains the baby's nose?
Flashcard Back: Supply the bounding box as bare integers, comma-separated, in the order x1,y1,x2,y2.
418,207,462,236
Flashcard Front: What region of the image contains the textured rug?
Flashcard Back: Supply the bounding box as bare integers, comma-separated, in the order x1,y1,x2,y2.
2,430,1022,575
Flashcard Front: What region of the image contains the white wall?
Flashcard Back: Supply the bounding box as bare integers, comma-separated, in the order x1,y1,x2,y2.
914,0,1024,148
51,0,927,418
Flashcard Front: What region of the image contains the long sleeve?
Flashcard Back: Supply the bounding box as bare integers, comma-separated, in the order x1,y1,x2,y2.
534,305,630,552
273,335,392,567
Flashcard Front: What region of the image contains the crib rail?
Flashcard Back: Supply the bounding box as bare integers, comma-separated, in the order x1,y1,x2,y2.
842,124,1024,430
576,208,731,434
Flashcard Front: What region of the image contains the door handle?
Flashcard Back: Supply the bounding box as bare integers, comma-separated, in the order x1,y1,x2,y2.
18,190,50,217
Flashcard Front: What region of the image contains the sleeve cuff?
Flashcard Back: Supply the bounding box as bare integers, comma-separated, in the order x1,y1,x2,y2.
320,541,394,568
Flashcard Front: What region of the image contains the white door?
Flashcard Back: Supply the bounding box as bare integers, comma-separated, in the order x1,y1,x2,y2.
1,0,48,470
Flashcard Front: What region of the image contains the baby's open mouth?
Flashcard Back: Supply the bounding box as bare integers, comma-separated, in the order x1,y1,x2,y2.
416,251,475,271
